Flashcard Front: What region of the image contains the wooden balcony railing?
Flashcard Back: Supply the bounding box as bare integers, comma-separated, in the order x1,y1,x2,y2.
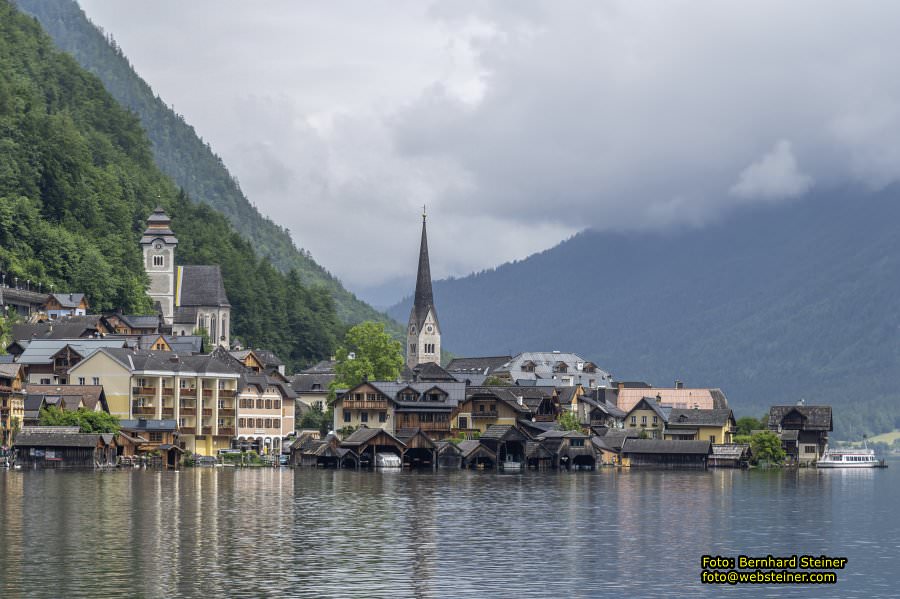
345,400,388,410
201,427,212,435
218,390,236,398
132,387,158,396
218,427,235,436
161,388,174,397
218,408,235,417
161,409,175,418
472,411,499,419
180,407,196,416
179,390,197,398
132,406,156,416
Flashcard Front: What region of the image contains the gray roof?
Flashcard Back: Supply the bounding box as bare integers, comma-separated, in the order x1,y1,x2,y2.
768,405,833,431
11,318,106,342
119,419,178,432
173,306,199,325
48,293,86,308
17,338,128,365
341,427,405,447
291,373,334,393
711,444,750,458
627,397,672,423
136,334,203,354
302,360,336,374
667,409,734,427
14,431,102,448
76,348,239,377
141,208,178,244
622,439,712,455
25,385,107,412
178,265,230,307
116,314,161,329
464,386,539,415
343,381,466,408
0,363,23,378
403,361,457,382
445,356,512,375
493,352,612,388
480,424,528,442
595,428,640,451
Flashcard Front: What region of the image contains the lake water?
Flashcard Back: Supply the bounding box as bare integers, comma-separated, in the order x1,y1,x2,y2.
0,464,898,598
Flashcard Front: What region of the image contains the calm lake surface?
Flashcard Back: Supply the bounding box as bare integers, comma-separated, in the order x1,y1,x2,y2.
1,464,898,598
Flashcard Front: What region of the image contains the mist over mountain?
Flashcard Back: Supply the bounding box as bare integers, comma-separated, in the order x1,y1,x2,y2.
389,188,900,438
17,0,395,329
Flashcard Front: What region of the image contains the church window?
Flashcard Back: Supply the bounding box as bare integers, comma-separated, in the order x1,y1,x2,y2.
153,255,164,267
410,344,416,354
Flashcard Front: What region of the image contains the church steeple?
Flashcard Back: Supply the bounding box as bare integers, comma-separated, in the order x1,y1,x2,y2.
407,208,440,368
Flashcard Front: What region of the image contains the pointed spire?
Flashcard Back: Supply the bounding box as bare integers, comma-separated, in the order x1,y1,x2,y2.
412,208,436,329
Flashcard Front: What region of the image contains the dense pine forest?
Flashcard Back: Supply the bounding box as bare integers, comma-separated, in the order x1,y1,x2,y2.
16,0,398,330
0,1,339,370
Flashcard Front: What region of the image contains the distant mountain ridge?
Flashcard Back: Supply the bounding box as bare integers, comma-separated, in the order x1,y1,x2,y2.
17,0,395,329
389,188,900,438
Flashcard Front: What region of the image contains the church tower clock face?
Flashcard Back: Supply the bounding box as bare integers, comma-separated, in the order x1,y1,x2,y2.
425,324,434,334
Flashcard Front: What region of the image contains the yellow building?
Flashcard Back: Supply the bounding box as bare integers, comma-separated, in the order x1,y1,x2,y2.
69,348,240,456
625,397,669,439
663,409,736,444
67,349,132,417
0,364,25,446
452,387,532,435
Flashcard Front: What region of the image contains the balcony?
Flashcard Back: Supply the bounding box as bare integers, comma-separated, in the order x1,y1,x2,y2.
202,427,212,435
132,406,156,416
180,426,196,434
218,408,235,417
218,427,235,436
179,389,197,398
202,390,213,399
345,400,388,410
202,408,213,416
180,407,196,416
218,390,236,399
132,387,158,396
533,414,556,422
161,388,174,397
161,409,175,418
472,410,499,419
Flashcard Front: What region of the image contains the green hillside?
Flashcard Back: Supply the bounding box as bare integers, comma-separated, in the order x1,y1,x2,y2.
16,0,397,330
0,0,339,370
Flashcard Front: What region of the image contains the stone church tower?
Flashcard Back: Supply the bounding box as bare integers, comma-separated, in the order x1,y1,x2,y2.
407,211,441,368
140,207,178,324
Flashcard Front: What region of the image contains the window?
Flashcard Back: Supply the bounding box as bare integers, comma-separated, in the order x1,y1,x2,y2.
652,416,658,425
361,412,369,423
92,377,100,385
641,415,647,425
353,393,362,402
424,343,435,354
479,404,485,412
410,344,416,354
179,418,186,427
379,412,387,423
78,377,85,385
238,418,245,428
256,399,264,409
570,439,584,447
218,419,225,428
153,255,164,267
710,435,717,443
180,379,188,388
150,432,163,442
40,378,51,385
630,415,636,425
265,399,273,410
366,393,376,402
343,410,351,423
274,400,281,411
265,419,272,428
804,445,817,454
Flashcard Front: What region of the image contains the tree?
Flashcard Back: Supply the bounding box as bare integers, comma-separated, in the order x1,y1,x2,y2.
38,406,120,433
750,431,786,465
0,307,22,353
482,376,507,386
298,405,332,436
735,416,764,436
558,410,583,432
329,321,403,400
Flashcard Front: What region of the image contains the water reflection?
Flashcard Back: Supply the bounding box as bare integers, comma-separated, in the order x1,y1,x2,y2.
0,466,898,598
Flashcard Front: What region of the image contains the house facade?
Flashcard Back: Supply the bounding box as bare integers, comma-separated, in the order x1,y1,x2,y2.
663,409,736,444
624,397,671,439
0,363,25,446
768,405,832,464
43,293,89,319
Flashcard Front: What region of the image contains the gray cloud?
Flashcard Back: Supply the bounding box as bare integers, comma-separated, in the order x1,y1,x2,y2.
79,0,900,299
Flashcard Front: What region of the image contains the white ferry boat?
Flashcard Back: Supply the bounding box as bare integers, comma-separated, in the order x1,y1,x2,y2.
816,445,882,468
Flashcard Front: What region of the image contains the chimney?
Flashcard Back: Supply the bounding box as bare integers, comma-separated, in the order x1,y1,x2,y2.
675,379,683,390
517,395,523,406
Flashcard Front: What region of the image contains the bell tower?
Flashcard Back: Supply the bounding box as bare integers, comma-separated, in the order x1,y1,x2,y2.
407,208,441,368
140,207,178,324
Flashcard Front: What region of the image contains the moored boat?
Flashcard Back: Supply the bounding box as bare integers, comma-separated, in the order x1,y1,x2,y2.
817,445,883,468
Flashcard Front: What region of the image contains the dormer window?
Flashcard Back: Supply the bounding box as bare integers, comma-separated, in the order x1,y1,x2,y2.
521,360,536,373
553,362,568,373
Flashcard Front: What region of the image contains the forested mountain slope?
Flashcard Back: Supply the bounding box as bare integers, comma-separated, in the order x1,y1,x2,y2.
0,0,339,370
17,0,395,328
390,189,900,438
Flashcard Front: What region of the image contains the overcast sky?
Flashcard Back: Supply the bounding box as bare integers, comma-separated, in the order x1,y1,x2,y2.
80,0,900,304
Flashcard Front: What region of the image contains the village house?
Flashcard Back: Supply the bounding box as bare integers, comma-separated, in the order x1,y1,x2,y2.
767,405,833,464
452,386,532,436
291,371,333,414
8,316,115,353
42,293,89,319
333,380,465,440
534,429,597,470
117,418,182,468
663,408,736,444
24,385,109,419
624,397,671,439
15,338,128,385
103,313,162,336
